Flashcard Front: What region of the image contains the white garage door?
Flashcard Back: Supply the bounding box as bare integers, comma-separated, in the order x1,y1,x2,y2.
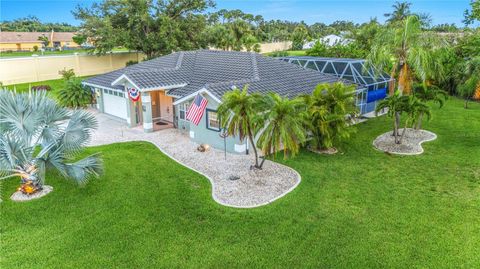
103,89,127,120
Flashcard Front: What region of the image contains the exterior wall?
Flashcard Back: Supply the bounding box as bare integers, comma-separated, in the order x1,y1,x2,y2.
0,52,144,85
0,42,43,51
175,94,248,154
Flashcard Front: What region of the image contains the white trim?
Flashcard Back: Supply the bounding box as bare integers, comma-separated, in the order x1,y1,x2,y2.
83,82,121,92
111,74,142,90
172,88,221,105
141,83,187,92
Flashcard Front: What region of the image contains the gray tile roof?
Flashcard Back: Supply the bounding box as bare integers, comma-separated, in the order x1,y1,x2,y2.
84,50,356,100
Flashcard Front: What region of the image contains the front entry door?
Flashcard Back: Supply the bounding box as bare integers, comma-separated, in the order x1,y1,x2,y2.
150,91,173,122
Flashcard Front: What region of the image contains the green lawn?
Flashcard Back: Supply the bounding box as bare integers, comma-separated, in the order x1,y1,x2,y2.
0,47,130,58
1,98,479,268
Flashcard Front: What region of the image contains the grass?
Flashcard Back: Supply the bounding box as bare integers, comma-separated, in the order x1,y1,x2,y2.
1,98,479,268
0,47,130,58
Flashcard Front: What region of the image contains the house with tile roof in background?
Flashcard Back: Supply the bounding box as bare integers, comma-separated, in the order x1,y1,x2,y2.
0,31,80,51
84,49,366,154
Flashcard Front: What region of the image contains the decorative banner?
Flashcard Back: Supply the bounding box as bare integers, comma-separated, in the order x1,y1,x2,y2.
128,87,140,102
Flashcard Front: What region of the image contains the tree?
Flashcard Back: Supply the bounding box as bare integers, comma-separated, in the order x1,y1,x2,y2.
217,86,263,168
291,24,309,50
256,93,306,167
464,0,480,25
72,34,87,46
457,51,480,108
412,84,447,129
74,0,213,59
375,90,404,143
398,95,431,143
38,35,49,48
384,1,412,23
367,15,445,95
0,90,102,192
304,82,357,151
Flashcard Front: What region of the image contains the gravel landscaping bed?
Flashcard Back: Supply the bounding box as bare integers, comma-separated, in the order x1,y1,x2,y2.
373,128,437,155
88,111,301,208
11,185,53,202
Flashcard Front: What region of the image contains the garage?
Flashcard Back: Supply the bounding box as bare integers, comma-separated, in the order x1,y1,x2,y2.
102,89,127,120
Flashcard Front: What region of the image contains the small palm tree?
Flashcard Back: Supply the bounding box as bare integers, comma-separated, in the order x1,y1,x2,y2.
398,95,431,143
375,90,404,143
256,93,306,167
412,84,447,129
304,82,357,151
457,56,480,109
0,90,102,193
217,86,263,168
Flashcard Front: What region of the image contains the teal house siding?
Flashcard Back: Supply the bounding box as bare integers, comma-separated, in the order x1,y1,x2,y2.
175,94,248,154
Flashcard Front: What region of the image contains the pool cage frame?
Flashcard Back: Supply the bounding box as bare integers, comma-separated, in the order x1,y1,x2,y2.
277,56,393,115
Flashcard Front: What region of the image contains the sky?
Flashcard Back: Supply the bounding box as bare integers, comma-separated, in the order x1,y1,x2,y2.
0,0,473,26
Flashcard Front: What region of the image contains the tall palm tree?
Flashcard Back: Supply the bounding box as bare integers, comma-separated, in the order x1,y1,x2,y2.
304,82,357,151
256,93,306,167
384,1,412,23
217,86,263,168
0,90,103,192
367,15,445,95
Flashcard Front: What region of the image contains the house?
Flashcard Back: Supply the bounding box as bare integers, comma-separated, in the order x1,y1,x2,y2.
0,31,80,51
303,34,353,50
83,50,357,154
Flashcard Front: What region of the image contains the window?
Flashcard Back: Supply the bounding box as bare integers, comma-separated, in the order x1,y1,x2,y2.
206,109,220,131
179,102,190,120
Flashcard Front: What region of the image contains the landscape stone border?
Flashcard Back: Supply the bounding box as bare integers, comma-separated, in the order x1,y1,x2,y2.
373,128,437,155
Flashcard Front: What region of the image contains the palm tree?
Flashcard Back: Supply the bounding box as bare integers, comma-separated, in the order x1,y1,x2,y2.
412,84,447,129
384,1,412,23
304,82,357,151
217,86,263,168
375,90,404,143
256,93,306,167
398,95,431,144
367,15,445,95
0,90,102,193
457,56,480,109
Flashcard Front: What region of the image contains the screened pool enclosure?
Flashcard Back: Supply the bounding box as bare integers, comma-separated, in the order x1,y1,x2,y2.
277,56,393,115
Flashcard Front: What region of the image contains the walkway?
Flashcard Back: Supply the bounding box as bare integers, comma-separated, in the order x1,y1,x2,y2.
88,110,301,208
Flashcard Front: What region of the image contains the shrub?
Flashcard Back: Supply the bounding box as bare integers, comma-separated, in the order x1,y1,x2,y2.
33,45,39,52
31,85,51,91
126,60,138,66
59,68,76,81
57,79,93,108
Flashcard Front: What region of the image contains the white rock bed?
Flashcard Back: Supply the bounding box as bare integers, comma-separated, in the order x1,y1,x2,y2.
373,128,437,155
11,185,53,202
88,116,301,208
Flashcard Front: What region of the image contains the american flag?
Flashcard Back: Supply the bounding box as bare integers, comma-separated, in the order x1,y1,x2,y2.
186,94,208,125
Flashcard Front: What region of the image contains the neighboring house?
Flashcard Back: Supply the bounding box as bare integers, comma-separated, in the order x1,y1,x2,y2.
84,50,357,154
303,34,353,49
0,31,79,51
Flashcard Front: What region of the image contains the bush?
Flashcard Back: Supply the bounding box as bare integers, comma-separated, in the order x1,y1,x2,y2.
59,68,76,81
126,60,138,66
31,85,51,91
33,45,39,52
57,79,93,108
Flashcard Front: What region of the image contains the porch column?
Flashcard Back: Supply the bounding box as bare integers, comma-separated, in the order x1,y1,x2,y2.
95,88,104,112
125,95,135,128
141,92,153,133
